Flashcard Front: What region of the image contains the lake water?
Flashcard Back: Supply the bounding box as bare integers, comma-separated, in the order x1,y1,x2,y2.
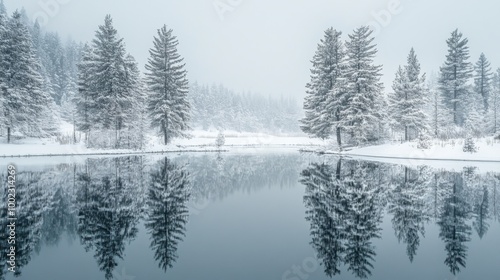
1,152,499,280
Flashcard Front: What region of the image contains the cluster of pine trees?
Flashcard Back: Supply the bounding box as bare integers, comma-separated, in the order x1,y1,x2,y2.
189,82,301,133
0,2,190,148
75,17,190,149
302,27,500,147
0,5,70,143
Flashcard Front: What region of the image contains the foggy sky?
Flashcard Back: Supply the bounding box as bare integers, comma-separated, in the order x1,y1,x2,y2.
4,0,500,99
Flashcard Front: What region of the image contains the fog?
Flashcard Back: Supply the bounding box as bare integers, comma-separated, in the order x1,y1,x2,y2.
5,0,500,98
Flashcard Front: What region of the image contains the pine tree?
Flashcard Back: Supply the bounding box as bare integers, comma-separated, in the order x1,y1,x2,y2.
301,28,345,141
439,29,473,126
463,88,486,137
75,16,140,148
428,76,450,138
91,15,135,147
474,53,492,110
344,26,385,145
388,49,428,141
489,70,500,135
0,11,53,142
75,44,96,143
145,25,190,145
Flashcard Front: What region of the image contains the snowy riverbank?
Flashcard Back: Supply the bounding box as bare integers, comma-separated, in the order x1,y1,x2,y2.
309,137,500,162
0,131,324,157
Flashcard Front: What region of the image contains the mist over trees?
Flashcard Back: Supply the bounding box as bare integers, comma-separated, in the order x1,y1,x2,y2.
189,82,301,133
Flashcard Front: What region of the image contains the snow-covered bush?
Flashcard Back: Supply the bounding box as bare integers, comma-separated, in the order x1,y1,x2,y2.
215,131,225,148
463,136,477,153
417,131,432,149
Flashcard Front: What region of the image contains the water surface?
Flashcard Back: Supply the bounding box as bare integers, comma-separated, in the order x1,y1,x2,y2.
0,153,499,280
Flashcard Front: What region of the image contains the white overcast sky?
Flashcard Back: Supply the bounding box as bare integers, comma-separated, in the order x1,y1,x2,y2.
4,0,500,99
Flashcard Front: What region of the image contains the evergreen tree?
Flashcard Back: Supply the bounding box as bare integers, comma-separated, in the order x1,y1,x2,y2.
91,15,135,147
489,70,500,135
389,49,428,141
75,16,141,148
439,29,473,126
0,11,53,142
301,28,345,141
145,25,190,145
344,26,385,144
474,53,492,110
75,44,96,142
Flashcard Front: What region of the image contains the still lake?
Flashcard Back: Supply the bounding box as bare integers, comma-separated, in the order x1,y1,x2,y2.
1,151,499,280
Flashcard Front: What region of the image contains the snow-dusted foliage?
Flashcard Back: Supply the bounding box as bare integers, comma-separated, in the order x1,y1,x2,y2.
215,130,225,148
489,70,500,134
145,25,191,145
388,48,429,141
474,53,492,110
300,26,386,146
0,10,58,142
189,82,301,133
75,15,144,149
439,29,473,126
343,26,385,144
301,28,345,140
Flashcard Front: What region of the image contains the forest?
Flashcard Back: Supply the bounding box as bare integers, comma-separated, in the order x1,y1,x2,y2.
0,1,499,153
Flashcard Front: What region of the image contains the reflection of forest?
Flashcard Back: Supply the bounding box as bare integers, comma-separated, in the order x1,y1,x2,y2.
0,153,304,280
0,155,499,279
301,159,500,278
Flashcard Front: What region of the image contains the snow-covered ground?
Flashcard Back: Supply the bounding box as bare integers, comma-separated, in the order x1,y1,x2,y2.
316,138,500,162
0,129,324,157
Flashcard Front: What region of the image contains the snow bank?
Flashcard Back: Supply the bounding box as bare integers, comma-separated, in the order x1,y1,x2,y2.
315,138,500,162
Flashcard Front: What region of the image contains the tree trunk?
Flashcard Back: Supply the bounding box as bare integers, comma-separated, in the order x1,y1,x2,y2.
405,126,408,141
335,110,342,148
7,127,10,144
164,125,168,145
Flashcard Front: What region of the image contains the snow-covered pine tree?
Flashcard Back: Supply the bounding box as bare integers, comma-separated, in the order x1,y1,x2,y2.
463,134,477,153
474,53,492,111
0,11,54,142
463,86,486,137
301,28,345,141
121,54,147,149
0,4,7,137
427,74,450,138
489,70,500,135
91,15,135,148
145,25,190,145
389,49,429,141
439,29,473,126
215,130,225,148
75,44,96,144
344,26,385,145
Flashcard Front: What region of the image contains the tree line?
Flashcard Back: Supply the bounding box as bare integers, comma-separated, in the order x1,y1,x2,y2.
301,27,500,147
0,4,190,148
